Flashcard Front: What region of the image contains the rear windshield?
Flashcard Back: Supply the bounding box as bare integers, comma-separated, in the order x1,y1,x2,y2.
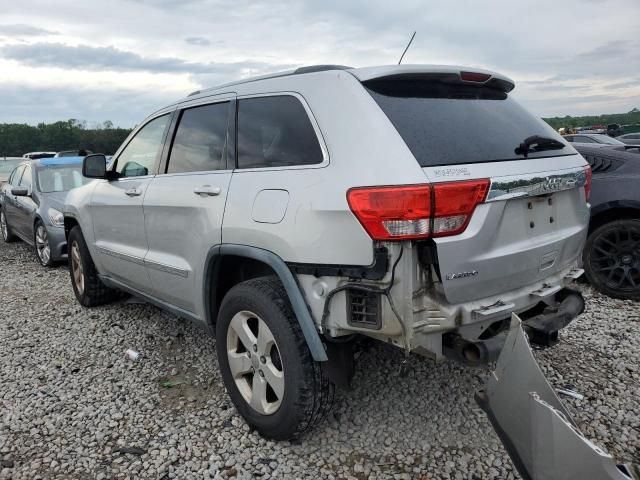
365,80,573,167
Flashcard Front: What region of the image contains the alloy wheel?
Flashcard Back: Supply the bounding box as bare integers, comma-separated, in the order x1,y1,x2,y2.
35,225,51,265
70,240,85,295
226,310,285,415
0,211,7,241
590,223,640,293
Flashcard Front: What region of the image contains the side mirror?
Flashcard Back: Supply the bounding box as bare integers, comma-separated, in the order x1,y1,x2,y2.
83,154,107,179
11,187,29,196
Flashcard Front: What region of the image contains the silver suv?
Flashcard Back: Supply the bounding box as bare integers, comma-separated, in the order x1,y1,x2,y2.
63,65,591,439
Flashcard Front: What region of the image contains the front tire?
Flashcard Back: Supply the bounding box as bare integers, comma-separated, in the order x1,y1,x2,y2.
0,209,16,242
584,219,640,300
68,226,120,307
216,276,334,440
34,220,54,267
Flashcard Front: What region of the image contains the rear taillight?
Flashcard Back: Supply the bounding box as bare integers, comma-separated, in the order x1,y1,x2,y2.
432,179,490,237
347,179,489,241
583,165,592,202
346,185,432,240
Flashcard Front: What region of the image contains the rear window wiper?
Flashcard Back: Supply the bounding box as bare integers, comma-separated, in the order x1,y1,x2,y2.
515,135,566,157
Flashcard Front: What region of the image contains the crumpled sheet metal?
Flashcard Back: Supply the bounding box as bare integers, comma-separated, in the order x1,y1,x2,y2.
478,313,635,480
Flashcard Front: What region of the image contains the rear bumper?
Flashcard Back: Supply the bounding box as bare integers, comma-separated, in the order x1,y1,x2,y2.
443,288,584,365
475,316,635,479
414,262,584,336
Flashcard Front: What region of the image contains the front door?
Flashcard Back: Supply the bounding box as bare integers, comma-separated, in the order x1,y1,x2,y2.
3,165,25,230
13,164,37,239
143,99,233,316
91,113,172,293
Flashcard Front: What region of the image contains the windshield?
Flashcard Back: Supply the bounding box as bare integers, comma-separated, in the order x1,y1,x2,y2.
0,160,22,175
365,80,573,167
37,165,89,193
595,135,624,145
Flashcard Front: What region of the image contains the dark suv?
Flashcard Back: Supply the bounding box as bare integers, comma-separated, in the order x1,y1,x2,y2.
574,144,640,299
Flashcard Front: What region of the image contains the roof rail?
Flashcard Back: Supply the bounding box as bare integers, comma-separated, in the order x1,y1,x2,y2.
293,65,353,74
187,64,354,98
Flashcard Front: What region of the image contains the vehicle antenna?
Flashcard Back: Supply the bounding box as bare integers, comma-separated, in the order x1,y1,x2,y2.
398,31,416,65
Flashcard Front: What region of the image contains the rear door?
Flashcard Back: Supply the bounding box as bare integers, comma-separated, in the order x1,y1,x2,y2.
365,77,589,304
143,97,234,316
91,113,171,293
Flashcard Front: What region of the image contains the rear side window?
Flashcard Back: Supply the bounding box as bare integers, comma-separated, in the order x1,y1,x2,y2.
167,102,230,173
237,95,323,169
365,80,572,167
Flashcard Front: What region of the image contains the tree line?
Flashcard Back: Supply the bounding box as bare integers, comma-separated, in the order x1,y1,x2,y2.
542,108,640,131
0,119,132,157
1,109,639,157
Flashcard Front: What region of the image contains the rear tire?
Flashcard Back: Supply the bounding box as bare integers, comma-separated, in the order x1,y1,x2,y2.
584,219,640,300
0,209,16,243
216,276,334,440
68,226,120,307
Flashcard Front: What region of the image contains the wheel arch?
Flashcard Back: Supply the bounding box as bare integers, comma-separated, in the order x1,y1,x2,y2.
204,244,328,362
33,213,47,231
589,201,640,234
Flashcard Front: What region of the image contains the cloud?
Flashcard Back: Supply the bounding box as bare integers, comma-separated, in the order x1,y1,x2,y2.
185,36,211,46
0,24,58,37
0,83,174,126
0,0,638,121
605,79,640,90
577,40,631,60
0,42,291,77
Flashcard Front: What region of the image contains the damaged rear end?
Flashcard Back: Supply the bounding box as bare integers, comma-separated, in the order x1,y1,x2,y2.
344,66,592,361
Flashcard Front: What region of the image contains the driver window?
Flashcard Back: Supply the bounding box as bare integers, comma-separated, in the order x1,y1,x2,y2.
10,166,24,186
115,114,170,178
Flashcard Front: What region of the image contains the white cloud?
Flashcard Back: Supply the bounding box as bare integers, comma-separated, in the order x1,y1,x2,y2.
0,0,638,125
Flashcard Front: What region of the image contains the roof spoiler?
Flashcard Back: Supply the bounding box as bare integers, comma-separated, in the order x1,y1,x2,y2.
352,65,515,93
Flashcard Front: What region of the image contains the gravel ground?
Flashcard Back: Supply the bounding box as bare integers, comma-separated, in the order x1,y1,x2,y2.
1,239,638,480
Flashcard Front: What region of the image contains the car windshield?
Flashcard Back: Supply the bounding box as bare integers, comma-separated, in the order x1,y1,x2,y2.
0,159,22,174
37,165,88,193
595,135,624,145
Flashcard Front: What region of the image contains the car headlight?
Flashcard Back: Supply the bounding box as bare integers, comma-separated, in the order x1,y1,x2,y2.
48,208,64,227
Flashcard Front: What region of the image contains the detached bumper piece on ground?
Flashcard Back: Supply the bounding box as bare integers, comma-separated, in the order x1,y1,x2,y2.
477,314,637,480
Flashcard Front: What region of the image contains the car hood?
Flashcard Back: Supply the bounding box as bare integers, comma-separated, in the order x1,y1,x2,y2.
41,191,69,211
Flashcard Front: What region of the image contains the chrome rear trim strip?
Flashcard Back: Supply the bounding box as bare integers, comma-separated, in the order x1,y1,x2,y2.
487,167,587,202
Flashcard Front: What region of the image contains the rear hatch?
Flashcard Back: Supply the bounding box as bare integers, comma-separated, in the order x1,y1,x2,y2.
361,69,590,304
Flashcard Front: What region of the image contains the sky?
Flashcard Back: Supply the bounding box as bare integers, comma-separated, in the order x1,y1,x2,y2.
0,0,638,127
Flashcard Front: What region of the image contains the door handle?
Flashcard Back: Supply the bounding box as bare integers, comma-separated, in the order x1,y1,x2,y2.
125,188,142,197
193,185,221,196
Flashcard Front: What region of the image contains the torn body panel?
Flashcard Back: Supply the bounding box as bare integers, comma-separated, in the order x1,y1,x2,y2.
476,314,636,480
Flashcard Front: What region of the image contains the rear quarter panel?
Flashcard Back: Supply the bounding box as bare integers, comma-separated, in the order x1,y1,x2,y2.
222,71,431,265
